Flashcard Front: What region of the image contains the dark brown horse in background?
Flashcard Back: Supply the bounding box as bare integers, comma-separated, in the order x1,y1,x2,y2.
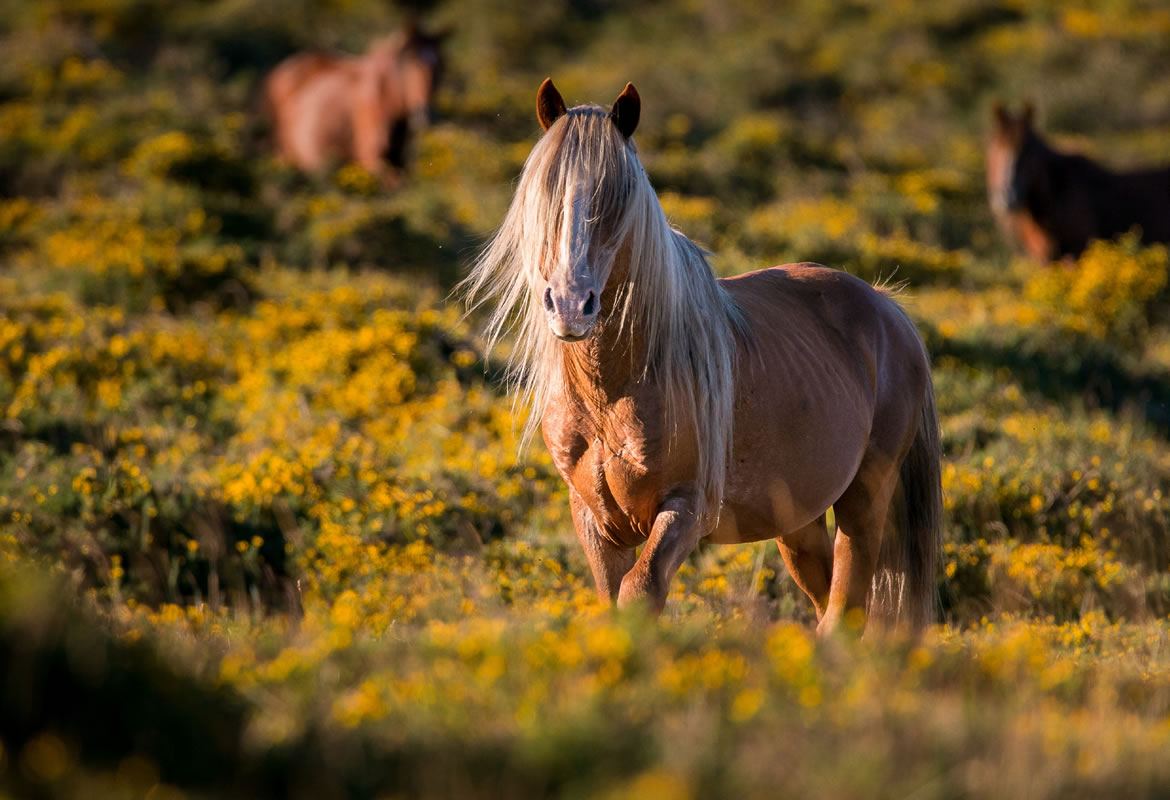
988,102,1170,262
263,25,446,183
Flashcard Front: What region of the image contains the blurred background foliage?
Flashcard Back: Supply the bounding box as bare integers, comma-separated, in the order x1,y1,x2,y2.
3,0,1170,798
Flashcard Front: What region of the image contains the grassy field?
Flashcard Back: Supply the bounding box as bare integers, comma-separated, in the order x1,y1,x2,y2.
3,0,1170,797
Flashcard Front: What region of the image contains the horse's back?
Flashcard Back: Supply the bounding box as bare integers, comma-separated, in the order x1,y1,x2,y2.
721,263,923,360
723,263,930,410
265,51,346,108
721,261,887,305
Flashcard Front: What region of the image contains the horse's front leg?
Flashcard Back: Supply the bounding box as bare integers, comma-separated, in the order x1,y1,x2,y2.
570,490,636,603
617,492,701,614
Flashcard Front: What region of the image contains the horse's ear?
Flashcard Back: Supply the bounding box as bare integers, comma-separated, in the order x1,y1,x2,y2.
992,101,1011,131
610,82,640,139
401,17,419,42
1021,101,1035,129
537,78,567,131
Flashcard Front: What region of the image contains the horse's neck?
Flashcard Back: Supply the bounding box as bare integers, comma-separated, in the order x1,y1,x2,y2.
558,309,645,412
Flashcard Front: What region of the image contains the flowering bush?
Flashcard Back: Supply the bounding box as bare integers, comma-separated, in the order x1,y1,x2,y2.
1025,235,1170,347
2,0,1170,796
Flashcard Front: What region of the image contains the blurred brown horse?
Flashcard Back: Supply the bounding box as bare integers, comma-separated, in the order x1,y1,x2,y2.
463,79,943,635
264,25,445,182
988,102,1170,262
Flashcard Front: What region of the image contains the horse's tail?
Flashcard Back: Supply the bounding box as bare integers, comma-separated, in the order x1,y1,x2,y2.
869,371,943,632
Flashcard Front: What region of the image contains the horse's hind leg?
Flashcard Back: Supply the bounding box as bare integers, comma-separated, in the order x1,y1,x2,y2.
818,455,900,636
775,515,833,621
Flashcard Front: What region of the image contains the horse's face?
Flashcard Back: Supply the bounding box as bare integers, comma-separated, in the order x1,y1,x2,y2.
987,102,1036,217
539,180,623,342
400,32,445,132
536,79,641,342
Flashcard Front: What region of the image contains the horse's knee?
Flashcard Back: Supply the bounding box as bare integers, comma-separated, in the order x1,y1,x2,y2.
607,491,702,616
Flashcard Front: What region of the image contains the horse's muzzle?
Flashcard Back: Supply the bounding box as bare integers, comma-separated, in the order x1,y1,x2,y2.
544,285,599,341
551,328,589,342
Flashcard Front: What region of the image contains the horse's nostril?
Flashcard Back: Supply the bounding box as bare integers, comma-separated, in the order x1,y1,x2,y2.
543,287,555,312
581,290,597,317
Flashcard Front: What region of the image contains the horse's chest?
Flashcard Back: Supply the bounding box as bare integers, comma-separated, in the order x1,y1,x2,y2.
547,423,663,543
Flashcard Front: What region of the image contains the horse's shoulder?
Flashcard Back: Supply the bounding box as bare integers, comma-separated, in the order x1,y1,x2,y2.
541,397,588,457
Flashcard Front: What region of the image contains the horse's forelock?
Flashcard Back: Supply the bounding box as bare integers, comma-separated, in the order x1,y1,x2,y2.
519,108,640,267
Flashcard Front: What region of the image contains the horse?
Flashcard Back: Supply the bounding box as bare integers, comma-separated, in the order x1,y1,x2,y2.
461,79,943,635
263,25,446,183
988,102,1170,262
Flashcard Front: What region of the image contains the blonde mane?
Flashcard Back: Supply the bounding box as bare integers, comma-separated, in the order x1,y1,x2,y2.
461,106,744,521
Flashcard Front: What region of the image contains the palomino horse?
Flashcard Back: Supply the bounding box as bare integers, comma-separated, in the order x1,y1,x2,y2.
462,80,943,634
263,26,445,182
988,102,1170,262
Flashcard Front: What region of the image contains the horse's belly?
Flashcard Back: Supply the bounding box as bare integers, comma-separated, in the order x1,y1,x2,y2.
706,422,867,544
708,479,844,544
